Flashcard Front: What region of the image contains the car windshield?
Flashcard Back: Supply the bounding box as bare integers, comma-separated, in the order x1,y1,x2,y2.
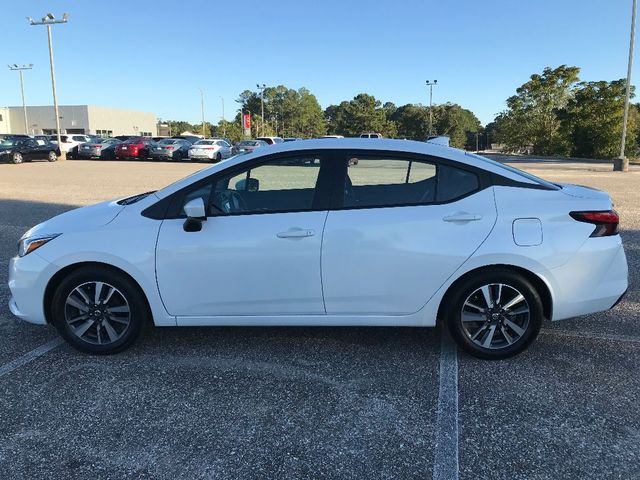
237,141,259,147
158,139,179,145
465,152,561,190
0,139,17,147
124,137,143,144
194,140,215,145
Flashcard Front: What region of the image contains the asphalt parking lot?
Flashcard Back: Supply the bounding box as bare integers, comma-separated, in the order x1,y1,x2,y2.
0,158,639,479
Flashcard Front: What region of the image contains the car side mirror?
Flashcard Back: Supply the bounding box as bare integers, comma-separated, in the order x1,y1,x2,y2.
235,178,259,192
183,197,207,232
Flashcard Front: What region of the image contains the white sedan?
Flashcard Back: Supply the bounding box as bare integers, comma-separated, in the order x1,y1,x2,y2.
8,139,628,359
188,139,233,162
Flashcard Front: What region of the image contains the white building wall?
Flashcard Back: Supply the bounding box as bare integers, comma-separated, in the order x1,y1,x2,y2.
87,106,156,136
0,107,11,134
3,105,156,136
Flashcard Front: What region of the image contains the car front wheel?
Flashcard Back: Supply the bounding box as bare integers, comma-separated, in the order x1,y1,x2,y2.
12,152,23,164
51,267,147,354
445,269,543,360
48,151,58,162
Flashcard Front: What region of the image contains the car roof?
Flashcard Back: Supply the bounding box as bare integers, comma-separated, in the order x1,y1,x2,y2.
153,138,540,199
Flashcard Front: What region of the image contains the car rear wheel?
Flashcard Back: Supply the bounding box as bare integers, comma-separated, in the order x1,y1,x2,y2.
11,152,23,164
48,151,58,162
445,269,543,360
215,152,222,162
51,267,147,354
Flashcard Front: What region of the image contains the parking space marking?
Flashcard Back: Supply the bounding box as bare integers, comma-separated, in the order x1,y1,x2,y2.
542,329,640,345
0,338,63,378
433,330,459,480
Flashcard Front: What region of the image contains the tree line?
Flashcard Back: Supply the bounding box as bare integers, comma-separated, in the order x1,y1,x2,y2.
164,65,637,159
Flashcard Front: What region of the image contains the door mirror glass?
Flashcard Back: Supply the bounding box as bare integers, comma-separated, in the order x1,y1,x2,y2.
183,197,206,219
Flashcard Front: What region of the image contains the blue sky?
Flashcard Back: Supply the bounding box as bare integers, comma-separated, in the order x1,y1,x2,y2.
0,0,634,125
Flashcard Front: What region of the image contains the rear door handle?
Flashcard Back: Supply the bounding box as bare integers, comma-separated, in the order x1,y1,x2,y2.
443,212,483,222
277,228,315,238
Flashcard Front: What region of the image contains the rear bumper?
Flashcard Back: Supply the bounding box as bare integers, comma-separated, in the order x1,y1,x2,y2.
544,236,628,321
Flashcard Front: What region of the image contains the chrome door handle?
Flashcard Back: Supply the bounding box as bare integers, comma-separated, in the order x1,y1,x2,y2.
277,228,315,238
443,212,482,222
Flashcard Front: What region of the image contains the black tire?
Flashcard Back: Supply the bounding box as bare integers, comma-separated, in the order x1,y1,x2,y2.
50,266,147,354
215,153,222,162
47,151,58,162
11,152,23,164
445,268,543,360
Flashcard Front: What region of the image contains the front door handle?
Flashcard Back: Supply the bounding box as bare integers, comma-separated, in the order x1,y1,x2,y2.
443,212,483,222
277,228,315,238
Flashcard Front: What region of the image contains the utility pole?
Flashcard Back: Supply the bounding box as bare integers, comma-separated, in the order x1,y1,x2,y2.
475,132,480,153
8,64,33,134
199,88,205,137
28,13,68,159
616,0,637,172
426,80,438,137
220,96,226,137
257,83,266,136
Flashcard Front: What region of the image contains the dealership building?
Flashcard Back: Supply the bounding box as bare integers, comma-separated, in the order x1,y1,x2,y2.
0,105,157,137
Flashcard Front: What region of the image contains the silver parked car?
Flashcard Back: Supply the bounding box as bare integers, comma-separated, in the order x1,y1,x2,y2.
149,139,191,161
188,139,233,162
234,139,268,154
77,138,123,160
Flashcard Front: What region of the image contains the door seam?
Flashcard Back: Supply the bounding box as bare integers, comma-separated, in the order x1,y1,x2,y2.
319,210,330,314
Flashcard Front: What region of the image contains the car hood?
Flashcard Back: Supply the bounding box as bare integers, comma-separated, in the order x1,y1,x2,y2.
22,199,125,239
558,183,611,201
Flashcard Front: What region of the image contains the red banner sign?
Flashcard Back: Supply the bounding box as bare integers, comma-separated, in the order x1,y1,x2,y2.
243,113,251,129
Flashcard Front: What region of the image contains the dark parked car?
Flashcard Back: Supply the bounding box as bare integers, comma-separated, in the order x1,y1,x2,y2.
234,139,268,154
0,137,60,164
114,137,155,160
77,138,123,159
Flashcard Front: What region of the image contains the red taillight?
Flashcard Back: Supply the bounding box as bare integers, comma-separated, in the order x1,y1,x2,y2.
570,210,619,237
94,144,103,148
164,146,174,150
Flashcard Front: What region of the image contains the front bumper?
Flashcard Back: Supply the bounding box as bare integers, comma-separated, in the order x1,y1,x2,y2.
8,253,55,325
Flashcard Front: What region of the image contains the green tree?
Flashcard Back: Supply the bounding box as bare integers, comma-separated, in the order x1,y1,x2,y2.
559,80,637,158
432,103,482,149
390,104,431,140
332,93,396,137
495,65,580,155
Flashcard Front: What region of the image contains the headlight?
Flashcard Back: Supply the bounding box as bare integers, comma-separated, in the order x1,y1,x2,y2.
18,234,61,257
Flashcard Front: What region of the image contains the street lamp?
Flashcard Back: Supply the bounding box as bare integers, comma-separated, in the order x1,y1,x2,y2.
28,12,69,158
8,64,33,134
257,83,266,136
425,80,438,137
616,0,637,172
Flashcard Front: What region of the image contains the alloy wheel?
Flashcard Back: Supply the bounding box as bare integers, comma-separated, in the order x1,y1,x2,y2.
64,281,131,345
460,283,530,350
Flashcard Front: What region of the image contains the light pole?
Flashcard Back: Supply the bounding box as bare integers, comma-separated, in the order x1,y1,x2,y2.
8,64,33,134
616,0,637,172
198,88,205,136
426,80,438,137
257,83,266,136
28,13,68,158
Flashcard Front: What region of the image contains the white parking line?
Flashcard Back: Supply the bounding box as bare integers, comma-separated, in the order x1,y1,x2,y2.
542,330,640,344
433,329,459,480
0,338,63,378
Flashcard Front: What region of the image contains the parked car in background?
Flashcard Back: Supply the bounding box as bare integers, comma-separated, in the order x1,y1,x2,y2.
115,135,134,141
114,137,155,160
256,136,284,145
319,135,344,139
234,139,268,154
188,139,233,162
50,134,94,158
0,137,60,164
284,137,303,142
360,132,383,138
150,139,191,161
77,138,123,160
171,135,202,144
